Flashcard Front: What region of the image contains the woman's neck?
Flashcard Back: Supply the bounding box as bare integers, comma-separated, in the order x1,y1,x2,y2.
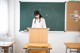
36,18,39,19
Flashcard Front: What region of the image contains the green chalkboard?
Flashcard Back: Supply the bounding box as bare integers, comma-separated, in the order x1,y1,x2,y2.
20,2,65,31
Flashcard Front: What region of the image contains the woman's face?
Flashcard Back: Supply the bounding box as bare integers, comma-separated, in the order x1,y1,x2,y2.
35,14,39,19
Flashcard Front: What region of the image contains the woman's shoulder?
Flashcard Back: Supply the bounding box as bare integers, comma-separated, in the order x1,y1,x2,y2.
33,18,35,20
41,18,45,21
33,18,35,19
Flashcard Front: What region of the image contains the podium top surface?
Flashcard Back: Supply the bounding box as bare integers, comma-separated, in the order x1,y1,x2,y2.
23,43,52,49
27,28,50,30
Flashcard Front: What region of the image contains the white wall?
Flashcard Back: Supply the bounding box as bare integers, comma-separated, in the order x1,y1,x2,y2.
8,0,15,37
8,0,80,53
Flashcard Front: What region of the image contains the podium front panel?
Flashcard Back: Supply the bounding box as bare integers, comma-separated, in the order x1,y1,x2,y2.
29,28,48,43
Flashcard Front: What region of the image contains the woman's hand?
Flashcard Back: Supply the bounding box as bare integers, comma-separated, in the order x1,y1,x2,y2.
24,29,29,32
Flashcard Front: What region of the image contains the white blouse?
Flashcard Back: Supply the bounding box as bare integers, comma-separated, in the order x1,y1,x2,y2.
32,18,46,28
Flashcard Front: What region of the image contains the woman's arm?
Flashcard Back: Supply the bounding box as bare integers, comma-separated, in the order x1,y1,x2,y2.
32,19,35,28
42,18,46,28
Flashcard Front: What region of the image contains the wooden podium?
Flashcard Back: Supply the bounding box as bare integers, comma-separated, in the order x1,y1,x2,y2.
28,28,49,43
23,28,52,53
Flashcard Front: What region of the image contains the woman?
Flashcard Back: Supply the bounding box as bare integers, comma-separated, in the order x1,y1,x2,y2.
32,10,46,28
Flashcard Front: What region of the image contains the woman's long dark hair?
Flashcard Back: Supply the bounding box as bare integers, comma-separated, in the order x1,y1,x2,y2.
34,10,42,23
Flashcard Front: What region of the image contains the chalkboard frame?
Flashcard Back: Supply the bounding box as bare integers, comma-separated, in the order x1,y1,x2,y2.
20,2,65,31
